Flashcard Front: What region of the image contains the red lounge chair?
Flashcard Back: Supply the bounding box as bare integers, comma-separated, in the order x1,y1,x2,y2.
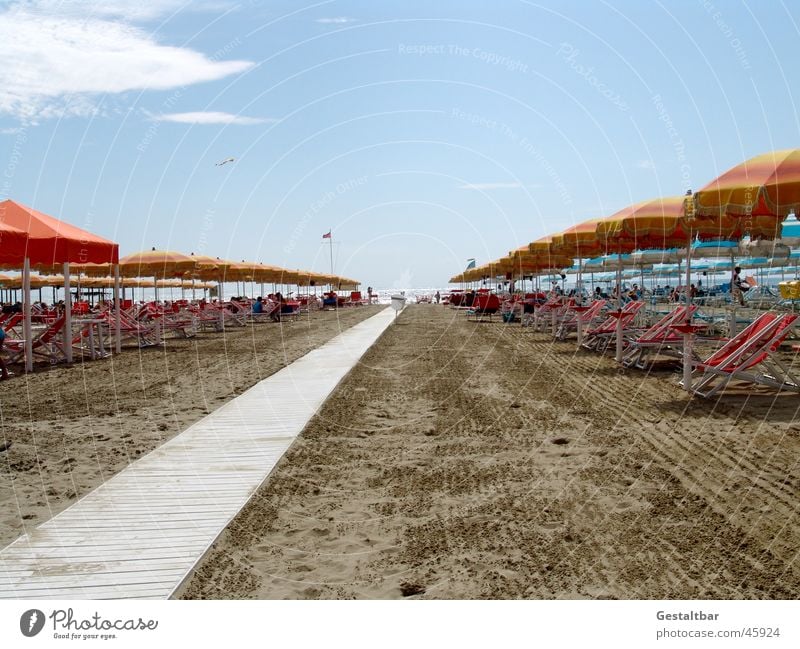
468,293,501,321
621,305,698,368
581,301,644,352
555,299,607,340
2,312,23,334
685,312,799,397
3,316,67,365
522,296,563,329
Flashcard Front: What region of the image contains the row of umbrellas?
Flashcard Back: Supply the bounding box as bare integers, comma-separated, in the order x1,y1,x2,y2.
0,275,218,291
448,148,800,393
0,199,358,372
450,148,800,284
61,251,358,288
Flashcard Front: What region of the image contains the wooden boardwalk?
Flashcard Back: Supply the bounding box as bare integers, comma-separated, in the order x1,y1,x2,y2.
0,307,397,599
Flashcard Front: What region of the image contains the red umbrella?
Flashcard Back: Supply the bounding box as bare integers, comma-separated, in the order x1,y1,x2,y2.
0,199,118,265
0,200,120,370
0,221,31,268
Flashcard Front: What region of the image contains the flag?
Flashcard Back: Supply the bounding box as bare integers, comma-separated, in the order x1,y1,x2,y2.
465,258,476,270
322,230,331,239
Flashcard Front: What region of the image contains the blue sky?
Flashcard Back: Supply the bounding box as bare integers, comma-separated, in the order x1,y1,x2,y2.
1,0,798,287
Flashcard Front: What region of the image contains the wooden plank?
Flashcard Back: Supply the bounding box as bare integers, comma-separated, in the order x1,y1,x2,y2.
0,307,396,600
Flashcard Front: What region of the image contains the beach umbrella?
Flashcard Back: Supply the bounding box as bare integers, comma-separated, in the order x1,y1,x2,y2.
0,199,119,369
120,249,198,306
595,196,699,363
120,249,197,279
693,149,800,229
0,221,31,268
0,200,118,265
632,249,681,264
551,218,606,259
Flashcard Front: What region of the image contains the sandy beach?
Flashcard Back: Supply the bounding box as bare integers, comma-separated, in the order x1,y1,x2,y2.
176,304,800,599
0,306,383,548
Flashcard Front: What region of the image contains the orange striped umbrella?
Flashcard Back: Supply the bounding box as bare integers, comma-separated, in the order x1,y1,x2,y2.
551,218,606,258
119,249,197,278
691,149,800,238
596,196,692,252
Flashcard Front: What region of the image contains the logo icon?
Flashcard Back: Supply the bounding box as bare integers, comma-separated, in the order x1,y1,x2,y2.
20,609,45,637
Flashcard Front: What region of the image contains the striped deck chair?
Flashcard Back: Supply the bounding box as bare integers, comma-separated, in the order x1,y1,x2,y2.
581,300,644,353
3,316,67,364
534,297,574,332
522,296,561,329
2,312,23,335
555,299,607,341
685,312,800,398
99,309,166,347
621,305,698,369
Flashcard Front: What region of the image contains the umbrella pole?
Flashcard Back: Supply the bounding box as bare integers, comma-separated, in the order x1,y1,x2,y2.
23,257,33,373
682,231,693,393
63,263,73,364
615,253,623,363
114,264,121,354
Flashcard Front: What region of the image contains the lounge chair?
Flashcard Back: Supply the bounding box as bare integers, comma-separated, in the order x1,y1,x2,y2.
621,305,698,368
555,299,606,341
467,293,501,322
3,316,67,365
684,312,800,398
581,301,644,353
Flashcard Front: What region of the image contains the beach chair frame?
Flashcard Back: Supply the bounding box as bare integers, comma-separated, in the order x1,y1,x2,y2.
686,313,800,398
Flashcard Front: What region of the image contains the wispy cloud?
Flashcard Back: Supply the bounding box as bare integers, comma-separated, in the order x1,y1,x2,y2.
316,17,356,24
0,1,253,123
636,159,655,170
154,111,275,125
458,182,525,190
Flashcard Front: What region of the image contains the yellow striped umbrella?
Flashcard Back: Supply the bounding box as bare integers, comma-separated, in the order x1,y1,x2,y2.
691,149,800,238
596,196,693,252
551,219,606,258
119,249,197,278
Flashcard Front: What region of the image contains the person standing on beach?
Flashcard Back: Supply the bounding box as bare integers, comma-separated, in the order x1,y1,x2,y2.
0,327,9,380
435,290,440,304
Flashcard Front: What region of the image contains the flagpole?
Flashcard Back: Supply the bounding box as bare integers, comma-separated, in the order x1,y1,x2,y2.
329,228,334,276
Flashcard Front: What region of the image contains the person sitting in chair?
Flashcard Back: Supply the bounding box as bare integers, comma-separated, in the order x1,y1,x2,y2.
252,296,264,314
270,293,285,322
732,266,746,306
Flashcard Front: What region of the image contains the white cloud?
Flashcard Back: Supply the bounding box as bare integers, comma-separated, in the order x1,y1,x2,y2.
25,0,193,22
458,182,525,190
636,159,655,170
316,17,356,24
0,2,253,122
154,111,274,125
